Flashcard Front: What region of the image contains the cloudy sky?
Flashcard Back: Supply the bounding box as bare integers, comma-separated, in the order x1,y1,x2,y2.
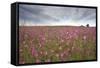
19,4,96,26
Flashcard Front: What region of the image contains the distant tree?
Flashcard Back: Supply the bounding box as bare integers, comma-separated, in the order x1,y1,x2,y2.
81,25,84,27
86,24,89,27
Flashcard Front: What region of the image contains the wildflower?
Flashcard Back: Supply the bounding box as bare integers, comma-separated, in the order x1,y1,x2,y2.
42,36,46,41
61,39,64,43
19,48,23,52
72,46,75,50
40,51,43,55
39,43,42,47
60,53,64,59
66,32,69,35
35,53,38,57
31,47,37,56
83,35,87,40
24,34,28,38
59,46,62,50
45,51,48,55
56,54,59,57
23,41,26,45
30,40,33,44
51,50,54,53
36,59,40,63
19,61,25,64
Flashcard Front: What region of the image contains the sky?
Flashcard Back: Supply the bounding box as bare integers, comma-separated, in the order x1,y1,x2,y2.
19,4,96,27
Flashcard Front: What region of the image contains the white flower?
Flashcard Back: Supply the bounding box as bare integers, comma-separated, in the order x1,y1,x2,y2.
61,39,64,43
56,54,59,57
83,35,86,40
59,46,62,50
51,50,54,53
45,51,48,55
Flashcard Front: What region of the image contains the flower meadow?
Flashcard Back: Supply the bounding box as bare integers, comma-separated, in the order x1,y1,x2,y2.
19,26,96,64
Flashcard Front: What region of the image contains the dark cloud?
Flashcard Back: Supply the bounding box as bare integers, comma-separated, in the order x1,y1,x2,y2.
19,5,59,24
19,4,96,26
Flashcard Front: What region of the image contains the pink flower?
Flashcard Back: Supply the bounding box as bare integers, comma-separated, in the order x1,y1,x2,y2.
19,60,25,64
31,47,37,56
60,53,64,57
42,37,46,41
39,35,46,41
36,59,40,63
60,39,64,43
83,35,87,40
39,35,46,46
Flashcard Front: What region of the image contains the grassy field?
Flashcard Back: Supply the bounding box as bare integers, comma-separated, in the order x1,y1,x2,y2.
19,26,96,64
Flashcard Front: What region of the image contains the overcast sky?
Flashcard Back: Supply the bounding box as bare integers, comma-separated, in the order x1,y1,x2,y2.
19,4,96,26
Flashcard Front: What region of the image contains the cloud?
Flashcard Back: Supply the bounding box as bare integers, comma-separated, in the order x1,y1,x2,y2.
19,4,96,26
